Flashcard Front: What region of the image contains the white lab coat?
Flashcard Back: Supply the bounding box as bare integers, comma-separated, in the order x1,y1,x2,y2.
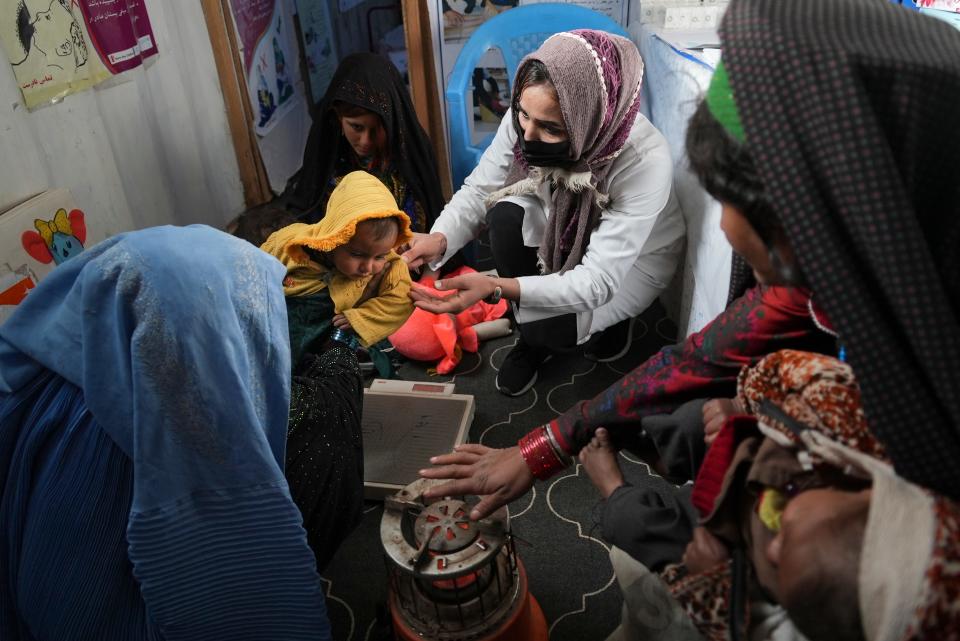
431,109,685,343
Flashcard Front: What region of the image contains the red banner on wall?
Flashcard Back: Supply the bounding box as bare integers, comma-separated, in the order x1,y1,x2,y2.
229,0,276,72
77,0,158,74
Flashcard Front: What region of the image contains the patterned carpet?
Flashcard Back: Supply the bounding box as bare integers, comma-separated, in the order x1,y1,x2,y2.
321,301,678,641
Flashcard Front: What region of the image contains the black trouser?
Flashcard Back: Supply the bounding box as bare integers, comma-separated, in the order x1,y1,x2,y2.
486,201,578,350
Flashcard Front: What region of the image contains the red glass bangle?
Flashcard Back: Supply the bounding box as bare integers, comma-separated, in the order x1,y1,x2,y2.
518,427,567,481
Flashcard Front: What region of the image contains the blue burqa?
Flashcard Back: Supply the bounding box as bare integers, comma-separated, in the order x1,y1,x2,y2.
0,226,331,640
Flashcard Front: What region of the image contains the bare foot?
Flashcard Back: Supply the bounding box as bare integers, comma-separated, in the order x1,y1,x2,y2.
578,427,625,499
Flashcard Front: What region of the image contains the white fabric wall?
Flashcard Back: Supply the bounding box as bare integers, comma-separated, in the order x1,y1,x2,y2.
631,21,732,338
0,0,245,235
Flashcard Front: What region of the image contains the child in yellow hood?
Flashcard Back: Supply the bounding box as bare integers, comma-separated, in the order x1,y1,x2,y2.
262,171,414,368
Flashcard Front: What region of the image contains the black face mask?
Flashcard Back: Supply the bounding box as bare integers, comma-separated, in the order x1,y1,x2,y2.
519,136,574,167
513,112,574,168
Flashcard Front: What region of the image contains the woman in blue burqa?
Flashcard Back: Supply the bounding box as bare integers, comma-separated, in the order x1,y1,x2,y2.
0,226,341,640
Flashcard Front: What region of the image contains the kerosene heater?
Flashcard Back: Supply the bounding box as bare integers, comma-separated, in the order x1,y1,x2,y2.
380,478,548,640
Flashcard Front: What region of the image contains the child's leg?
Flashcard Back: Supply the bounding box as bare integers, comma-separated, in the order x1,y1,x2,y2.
579,427,626,499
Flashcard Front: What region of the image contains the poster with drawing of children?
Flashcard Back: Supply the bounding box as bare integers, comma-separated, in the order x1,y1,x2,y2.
433,0,629,146
441,0,518,43
228,0,300,135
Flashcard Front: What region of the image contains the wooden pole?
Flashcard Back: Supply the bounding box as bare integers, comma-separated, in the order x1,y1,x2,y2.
401,0,453,200
200,0,272,208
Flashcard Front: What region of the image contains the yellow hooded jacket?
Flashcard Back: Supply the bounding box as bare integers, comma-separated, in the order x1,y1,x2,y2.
261,171,415,347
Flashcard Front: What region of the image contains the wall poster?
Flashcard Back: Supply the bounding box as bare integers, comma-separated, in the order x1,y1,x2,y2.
228,0,300,135
294,0,337,105
917,0,960,11
79,0,158,73
0,0,158,110
434,0,628,145
0,189,106,324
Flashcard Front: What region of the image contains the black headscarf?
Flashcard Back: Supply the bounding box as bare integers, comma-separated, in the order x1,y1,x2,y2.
291,53,444,229
721,0,960,498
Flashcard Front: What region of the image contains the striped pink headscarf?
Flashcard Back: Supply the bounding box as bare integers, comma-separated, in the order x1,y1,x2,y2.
492,29,644,274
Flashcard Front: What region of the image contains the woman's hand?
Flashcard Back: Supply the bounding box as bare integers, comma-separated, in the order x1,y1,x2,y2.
332,313,352,330
409,272,498,314
702,397,745,445
401,232,447,270
419,444,534,520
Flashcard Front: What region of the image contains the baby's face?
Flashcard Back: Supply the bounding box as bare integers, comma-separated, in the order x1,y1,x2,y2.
330,223,397,280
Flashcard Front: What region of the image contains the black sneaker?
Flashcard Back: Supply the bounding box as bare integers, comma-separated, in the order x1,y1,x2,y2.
584,317,635,363
495,339,552,396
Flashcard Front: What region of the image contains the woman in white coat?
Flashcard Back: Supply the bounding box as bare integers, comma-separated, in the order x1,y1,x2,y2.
403,29,684,396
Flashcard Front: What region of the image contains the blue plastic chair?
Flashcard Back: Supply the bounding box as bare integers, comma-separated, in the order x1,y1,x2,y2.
445,3,629,190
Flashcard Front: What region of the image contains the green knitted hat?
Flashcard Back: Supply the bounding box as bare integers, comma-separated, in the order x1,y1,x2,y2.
705,61,745,143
